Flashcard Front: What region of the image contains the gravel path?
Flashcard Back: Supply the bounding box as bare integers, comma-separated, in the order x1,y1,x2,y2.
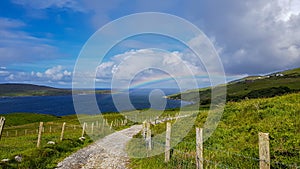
56,125,142,169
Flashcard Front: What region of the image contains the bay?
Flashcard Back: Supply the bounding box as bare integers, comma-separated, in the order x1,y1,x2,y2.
0,88,189,116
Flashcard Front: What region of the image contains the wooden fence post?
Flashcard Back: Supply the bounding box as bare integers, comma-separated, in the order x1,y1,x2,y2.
91,123,94,134
165,122,171,162
110,121,113,129
146,122,152,150
81,122,86,137
0,117,5,140
142,121,146,139
37,122,43,148
196,128,204,169
259,132,270,169
60,122,66,141
102,119,105,132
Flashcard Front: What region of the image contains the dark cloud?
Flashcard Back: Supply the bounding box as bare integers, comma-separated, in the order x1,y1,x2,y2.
181,1,300,74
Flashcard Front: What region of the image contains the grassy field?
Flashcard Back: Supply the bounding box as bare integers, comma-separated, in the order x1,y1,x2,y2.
127,92,300,168
168,67,300,104
0,113,134,168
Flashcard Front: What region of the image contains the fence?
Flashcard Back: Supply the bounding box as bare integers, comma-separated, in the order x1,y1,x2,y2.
0,116,129,149
1,115,298,168
141,121,299,169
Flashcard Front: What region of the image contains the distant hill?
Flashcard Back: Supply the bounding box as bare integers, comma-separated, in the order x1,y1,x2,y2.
168,67,300,105
0,83,112,97
0,83,72,97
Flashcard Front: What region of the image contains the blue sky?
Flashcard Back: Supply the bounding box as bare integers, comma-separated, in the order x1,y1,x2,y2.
0,0,300,88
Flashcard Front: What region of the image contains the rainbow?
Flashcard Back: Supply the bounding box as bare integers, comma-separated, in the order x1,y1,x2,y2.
129,74,212,89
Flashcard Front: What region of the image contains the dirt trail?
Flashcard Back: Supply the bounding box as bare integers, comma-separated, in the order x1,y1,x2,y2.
56,125,142,169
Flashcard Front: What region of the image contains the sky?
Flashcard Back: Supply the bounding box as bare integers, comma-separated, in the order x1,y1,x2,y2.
0,0,300,88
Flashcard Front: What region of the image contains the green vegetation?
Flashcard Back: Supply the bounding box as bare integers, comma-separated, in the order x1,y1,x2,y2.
168,67,300,105
1,113,60,127
0,83,111,97
0,113,133,168
0,84,71,97
128,92,300,168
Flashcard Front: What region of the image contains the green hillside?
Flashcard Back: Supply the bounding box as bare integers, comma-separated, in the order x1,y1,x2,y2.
128,92,300,168
0,83,71,97
168,67,300,105
0,83,111,97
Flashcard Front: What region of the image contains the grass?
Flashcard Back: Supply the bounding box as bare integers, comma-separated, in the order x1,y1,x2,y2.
168,67,300,104
127,92,300,168
1,113,60,127
0,112,134,168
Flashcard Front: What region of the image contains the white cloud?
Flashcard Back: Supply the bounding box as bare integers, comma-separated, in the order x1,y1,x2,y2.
7,74,14,80
44,65,71,81
63,70,71,76
0,71,9,76
2,66,72,84
96,49,207,88
96,62,115,78
11,0,85,12
36,72,43,78
277,0,300,21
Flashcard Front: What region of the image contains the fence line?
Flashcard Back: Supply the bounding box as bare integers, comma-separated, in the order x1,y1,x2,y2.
1,117,129,139
143,122,299,169
1,115,298,168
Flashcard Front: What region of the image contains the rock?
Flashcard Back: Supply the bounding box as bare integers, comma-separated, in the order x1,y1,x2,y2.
14,155,22,162
79,137,86,141
47,141,56,145
1,159,9,162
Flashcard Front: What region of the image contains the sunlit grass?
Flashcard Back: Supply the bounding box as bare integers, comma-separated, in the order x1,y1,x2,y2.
128,92,300,168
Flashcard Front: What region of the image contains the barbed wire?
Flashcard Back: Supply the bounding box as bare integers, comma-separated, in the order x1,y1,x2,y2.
144,136,299,168
172,148,233,169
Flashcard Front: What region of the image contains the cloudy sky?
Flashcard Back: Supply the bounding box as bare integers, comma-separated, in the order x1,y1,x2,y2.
0,0,299,88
